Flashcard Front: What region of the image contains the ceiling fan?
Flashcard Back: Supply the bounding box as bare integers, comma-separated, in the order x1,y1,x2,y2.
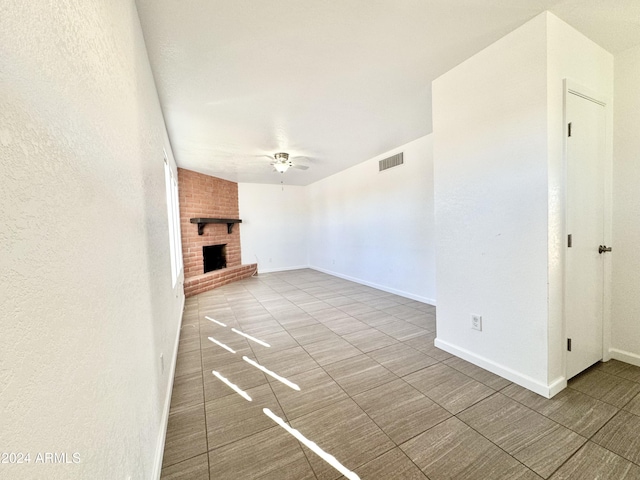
270,152,309,174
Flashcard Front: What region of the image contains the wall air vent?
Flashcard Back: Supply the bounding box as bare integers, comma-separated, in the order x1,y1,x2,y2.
378,153,403,172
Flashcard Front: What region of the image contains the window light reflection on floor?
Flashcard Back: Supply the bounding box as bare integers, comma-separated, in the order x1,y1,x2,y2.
263,408,360,480
231,328,271,348
242,356,300,391
205,315,226,327
207,336,236,354
211,370,252,401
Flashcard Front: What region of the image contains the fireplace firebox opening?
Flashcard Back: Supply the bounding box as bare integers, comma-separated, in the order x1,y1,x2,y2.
203,244,227,273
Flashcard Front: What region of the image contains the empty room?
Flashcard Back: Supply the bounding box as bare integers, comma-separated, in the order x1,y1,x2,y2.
2,1,640,479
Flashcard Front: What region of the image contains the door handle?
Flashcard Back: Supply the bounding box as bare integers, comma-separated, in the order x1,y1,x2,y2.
599,245,612,254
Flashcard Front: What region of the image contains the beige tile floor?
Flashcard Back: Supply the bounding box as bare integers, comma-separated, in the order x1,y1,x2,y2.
161,269,640,480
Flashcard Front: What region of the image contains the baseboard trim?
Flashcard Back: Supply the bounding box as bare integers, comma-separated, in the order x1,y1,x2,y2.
309,266,436,306
434,338,563,398
548,376,568,398
256,265,310,274
152,294,185,479
610,348,640,368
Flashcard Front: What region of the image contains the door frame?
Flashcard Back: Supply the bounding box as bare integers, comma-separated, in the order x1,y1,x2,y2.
562,78,613,378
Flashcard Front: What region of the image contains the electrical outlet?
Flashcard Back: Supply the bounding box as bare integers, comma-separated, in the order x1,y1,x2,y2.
471,315,482,331
160,353,165,374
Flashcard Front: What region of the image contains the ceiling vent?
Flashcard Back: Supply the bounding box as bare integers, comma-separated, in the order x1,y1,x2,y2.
378,153,403,172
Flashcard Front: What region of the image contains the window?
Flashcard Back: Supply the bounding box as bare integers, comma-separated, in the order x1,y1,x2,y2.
164,150,183,287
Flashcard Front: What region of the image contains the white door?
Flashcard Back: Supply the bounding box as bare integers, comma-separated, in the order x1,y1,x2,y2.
565,91,607,380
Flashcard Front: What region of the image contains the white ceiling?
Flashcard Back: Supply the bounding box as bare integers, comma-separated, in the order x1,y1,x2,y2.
136,0,640,186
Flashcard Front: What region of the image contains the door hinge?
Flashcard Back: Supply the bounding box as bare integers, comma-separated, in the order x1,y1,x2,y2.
568,234,572,248
567,338,572,352
568,122,572,137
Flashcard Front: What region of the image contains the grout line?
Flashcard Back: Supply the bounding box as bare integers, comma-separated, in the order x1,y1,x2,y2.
455,414,548,477
451,389,593,478
207,336,236,354
204,315,227,327
196,297,212,479
178,270,636,479
263,407,360,480
502,382,621,441
249,282,383,476
544,441,593,478
241,356,300,391
566,369,640,409
211,370,252,401
245,288,321,480
161,451,210,471
231,327,271,347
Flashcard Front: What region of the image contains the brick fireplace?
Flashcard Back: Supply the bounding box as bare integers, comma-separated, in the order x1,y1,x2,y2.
178,168,257,297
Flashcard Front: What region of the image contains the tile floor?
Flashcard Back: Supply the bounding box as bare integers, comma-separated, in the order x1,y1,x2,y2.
161,269,640,479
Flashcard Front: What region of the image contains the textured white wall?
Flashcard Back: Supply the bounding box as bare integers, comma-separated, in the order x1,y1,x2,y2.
0,1,183,479
545,13,613,386
611,44,640,365
433,13,614,397
238,183,309,272
307,135,436,304
433,15,551,392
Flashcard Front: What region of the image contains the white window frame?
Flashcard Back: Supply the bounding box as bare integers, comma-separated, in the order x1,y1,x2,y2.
164,151,183,287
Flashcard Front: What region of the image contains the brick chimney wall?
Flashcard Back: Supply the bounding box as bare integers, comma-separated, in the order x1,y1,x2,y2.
178,168,256,296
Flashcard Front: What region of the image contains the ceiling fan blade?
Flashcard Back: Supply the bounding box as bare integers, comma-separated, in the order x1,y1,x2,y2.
290,164,309,170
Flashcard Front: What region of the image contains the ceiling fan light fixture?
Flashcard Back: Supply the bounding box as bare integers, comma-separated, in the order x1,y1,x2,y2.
273,152,290,173
274,162,289,173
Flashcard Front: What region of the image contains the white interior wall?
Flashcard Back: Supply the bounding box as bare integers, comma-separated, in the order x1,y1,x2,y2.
545,13,614,387
238,183,309,272
0,1,183,479
306,135,436,304
432,12,614,397
238,135,435,302
432,14,551,394
611,44,640,366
